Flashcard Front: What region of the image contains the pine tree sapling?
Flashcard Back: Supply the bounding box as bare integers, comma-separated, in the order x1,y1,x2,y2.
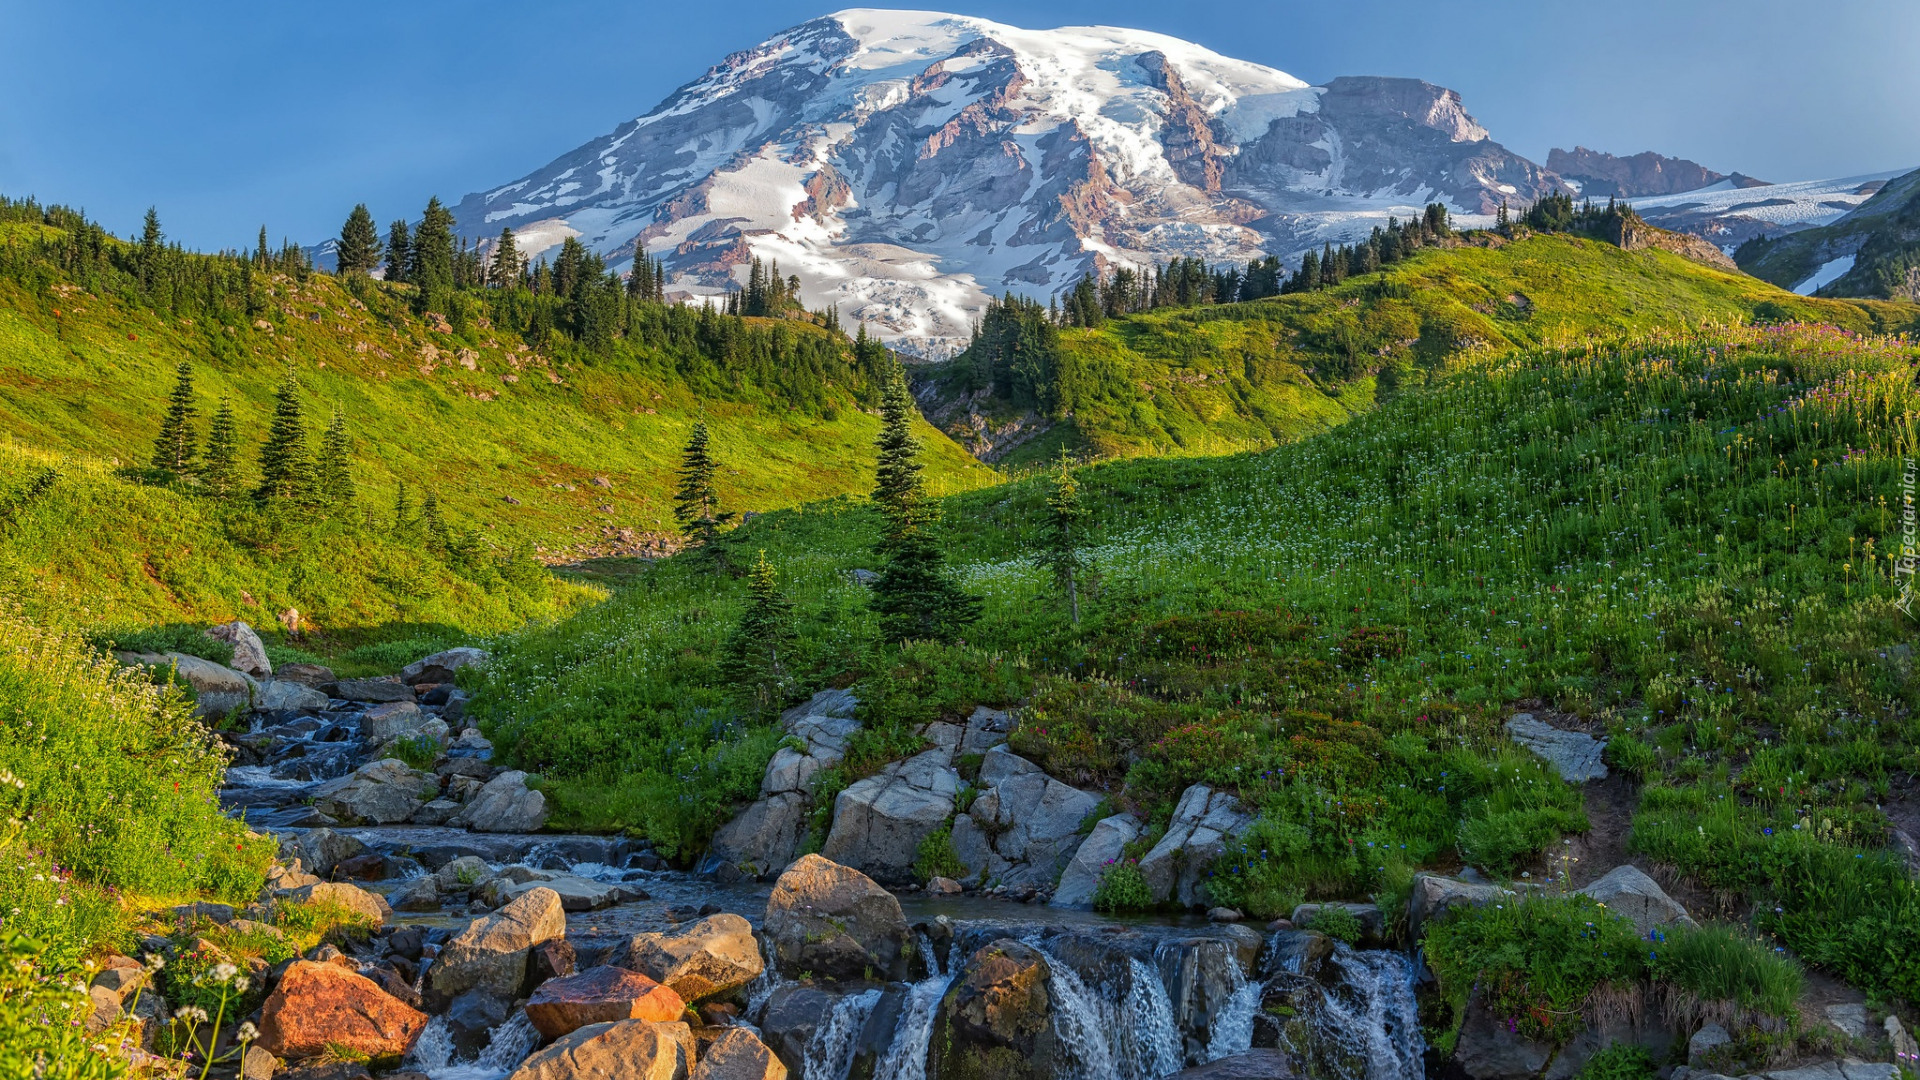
255,369,312,502
316,411,355,506
673,420,728,554
869,364,980,642
201,396,240,497
1034,450,1091,623
720,550,797,714
149,361,198,474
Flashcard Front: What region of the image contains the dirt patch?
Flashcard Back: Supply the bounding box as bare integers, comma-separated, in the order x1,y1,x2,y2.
1559,772,1638,889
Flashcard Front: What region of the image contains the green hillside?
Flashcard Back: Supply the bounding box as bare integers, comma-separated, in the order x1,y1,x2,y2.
1737,166,1920,301
925,231,1920,467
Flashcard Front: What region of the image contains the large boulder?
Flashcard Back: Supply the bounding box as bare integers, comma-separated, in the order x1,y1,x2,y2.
1453,990,1553,1080
276,662,335,686
1051,813,1139,908
504,1019,695,1080
930,939,1064,1080
278,881,391,928
482,870,620,912
1576,865,1696,936
693,1027,788,1080
949,746,1100,889
1506,713,1608,783
819,746,960,883
613,913,763,1002
1137,784,1253,907
525,966,688,1039
205,621,273,679
1407,872,1514,940
402,646,492,685
758,985,841,1076
704,690,861,882
257,960,428,1061
959,705,1013,755
312,759,437,825
764,854,910,981
451,770,549,833
118,651,255,718
332,677,414,703
361,702,439,743
434,855,495,895
706,793,808,882
429,887,567,1001
287,828,367,879
257,679,329,713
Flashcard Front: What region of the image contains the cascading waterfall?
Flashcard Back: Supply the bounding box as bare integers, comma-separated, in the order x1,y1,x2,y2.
1205,947,1261,1063
872,941,958,1080
1280,945,1425,1080
407,1012,541,1080
802,988,882,1080
1119,956,1188,1080
1029,945,1122,1080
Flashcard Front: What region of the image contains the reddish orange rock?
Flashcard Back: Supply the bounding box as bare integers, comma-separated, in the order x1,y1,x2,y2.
524,965,689,1040
257,960,428,1060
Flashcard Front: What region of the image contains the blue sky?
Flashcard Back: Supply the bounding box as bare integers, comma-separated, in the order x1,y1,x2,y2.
4,0,1916,250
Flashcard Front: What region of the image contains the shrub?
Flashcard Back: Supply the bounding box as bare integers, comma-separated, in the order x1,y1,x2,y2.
913,826,966,883
1092,860,1153,913
1424,895,1646,1048
85,623,233,667
0,933,125,1079
1649,923,1801,1019
1305,905,1364,944
1575,1044,1655,1080
387,734,442,771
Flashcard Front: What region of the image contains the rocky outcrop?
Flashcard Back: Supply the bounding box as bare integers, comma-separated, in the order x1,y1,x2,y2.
764,854,910,981
504,1019,696,1080
1407,872,1514,939
257,960,428,1061
313,759,437,825
257,679,329,713
692,1027,788,1080
402,646,491,685
1576,865,1696,936
819,724,962,883
1137,784,1252,907
706,690,860,880
525,966,688,1039
929,939,1063,1080
950,745,1101,889
1050,813,1138,908
1546,147,1736,198
206,621,273,679
1504,714,1608,783
451,770,548,833
614,914,764,1003
429,887,567,1001
118,651,255,718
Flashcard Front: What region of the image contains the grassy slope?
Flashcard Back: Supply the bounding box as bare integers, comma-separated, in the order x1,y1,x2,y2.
929,233,1920,469
477,322,1920,1003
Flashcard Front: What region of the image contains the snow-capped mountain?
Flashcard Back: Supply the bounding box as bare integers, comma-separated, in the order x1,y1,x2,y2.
449,8,1566,351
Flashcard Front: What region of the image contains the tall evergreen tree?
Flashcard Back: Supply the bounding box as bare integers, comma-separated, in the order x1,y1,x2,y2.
490,228,521,288
719,550,796,714
868,366,979,642
138,208,163,289
673,420,726,553
201,396,240,497
149,361,198,473
255,226,271,266
316,411,355,506
1033,450,1091,624
255,369,312,502
409,197,456,300
385,220,412,283
336,204,382,275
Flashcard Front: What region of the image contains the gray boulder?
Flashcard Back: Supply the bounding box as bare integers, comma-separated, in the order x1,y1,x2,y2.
434,855,495,895
819,745,960,884
411,799,463,826
1506,713,1608,783
390,876,441,912
704,689,862,881
287,828,367,879
1407,872,1514,940
1052,813,1139,907
1454,990,1552,1080
764,854,910,981
1576,865,1696,936
950,745,1100,889
118,651,255,718
1137,784,1253,907
256,679,329,713
451,770,548,833
429,887,567,1001
205,621,273,679
482,870,619,912
402,646,492,685
332,677,414,703
613,913,764,1002
959,705,1013,755
313,759,437,825
706,793,807,882
360,701,435,742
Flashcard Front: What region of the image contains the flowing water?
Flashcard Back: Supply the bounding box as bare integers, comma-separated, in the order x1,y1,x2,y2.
802,988,883,1080
407,1012,541,1080
1276,945,1425,1080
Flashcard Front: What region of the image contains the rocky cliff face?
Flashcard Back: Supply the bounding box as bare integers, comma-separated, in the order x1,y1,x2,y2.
448,10,1567,352
1545,146,1758,198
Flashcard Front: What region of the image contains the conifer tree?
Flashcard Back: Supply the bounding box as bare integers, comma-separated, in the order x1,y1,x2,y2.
392,482,414,532
385,220,412,283
201,396,240,497
255,226,271,266
419,491,448,547
490,228,521,288
673,420,725,553
719,550,796,714
869,365,979,642
138,208,163,289
1033,450,1090,624
409,197,456,300
336,204,382,275
149,361,198,473
316,411,355,506
255,369,312,502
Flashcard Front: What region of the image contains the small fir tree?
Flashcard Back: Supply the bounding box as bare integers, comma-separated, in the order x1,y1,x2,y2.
868,365,980,642
720,550,797,714
673,420,726,553
336,204,383,275
385,220,412,283
149,361,198,473
201,396,240,497
1033,450,1091,624
316,411,355,506
392,481,415,532
255,369,312,502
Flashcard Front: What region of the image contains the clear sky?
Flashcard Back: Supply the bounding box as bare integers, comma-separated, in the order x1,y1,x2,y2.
4,0,1916,251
